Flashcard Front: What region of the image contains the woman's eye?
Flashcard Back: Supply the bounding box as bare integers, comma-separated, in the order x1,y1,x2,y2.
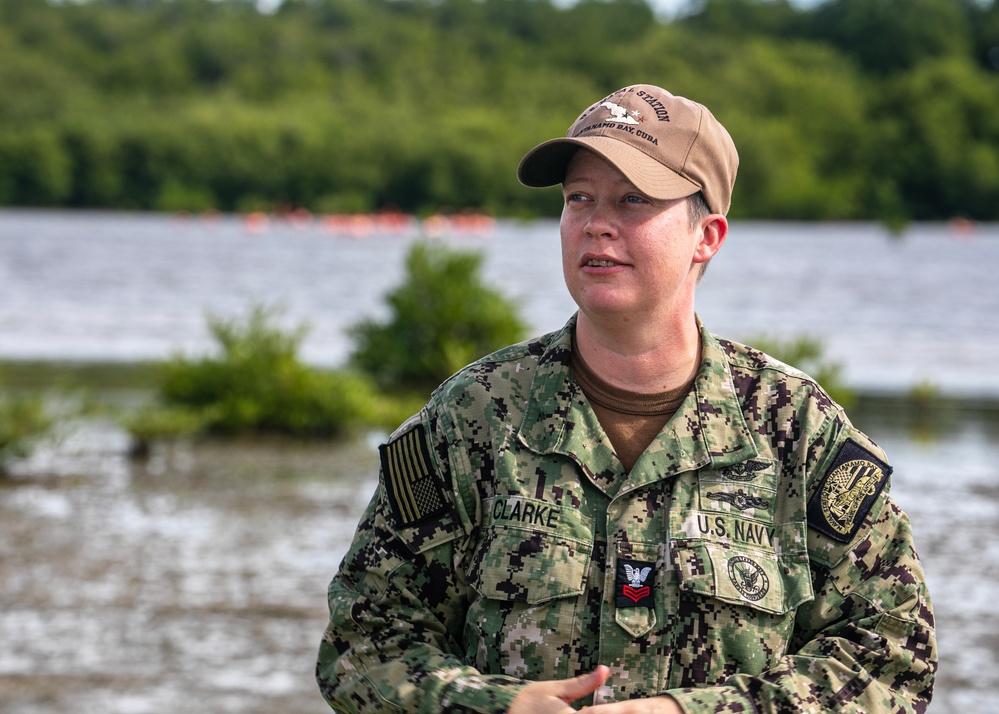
625,194,649,204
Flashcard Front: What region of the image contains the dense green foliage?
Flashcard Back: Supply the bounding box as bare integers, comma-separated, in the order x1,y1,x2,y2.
145,305,390,438
0,0,997,219
350,241,527,391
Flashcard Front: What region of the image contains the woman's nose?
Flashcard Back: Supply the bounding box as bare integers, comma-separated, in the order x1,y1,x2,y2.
584,202,618,240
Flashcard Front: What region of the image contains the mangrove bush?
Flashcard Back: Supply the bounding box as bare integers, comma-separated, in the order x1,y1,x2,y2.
350,241,527,393
130,305,390,442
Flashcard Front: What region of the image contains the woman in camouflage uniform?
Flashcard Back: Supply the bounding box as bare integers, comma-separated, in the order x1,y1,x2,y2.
316,84,936,714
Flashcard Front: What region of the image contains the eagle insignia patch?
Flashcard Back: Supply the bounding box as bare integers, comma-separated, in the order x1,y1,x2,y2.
379,423,448,528
615,558,656,608
807,439,891,543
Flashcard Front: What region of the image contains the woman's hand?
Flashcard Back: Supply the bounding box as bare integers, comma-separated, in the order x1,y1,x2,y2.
507,666,682,713
584,696,683,713
507,666,611,713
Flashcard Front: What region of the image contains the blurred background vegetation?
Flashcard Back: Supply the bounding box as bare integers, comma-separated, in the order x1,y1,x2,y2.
1,240,534,468
349,242,526,392
1,0,997,221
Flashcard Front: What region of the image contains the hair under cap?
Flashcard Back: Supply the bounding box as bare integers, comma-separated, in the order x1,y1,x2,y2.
517,84,739,215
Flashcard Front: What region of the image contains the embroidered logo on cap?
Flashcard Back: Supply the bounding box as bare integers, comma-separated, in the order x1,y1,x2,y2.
599,101,642,125
615,558,656,608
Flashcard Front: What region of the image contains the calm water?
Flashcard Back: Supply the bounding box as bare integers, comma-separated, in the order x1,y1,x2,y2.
1,211,999,713
1,209,998,396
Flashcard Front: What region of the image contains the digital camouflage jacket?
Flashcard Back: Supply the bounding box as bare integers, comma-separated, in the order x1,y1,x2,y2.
317,316,936,713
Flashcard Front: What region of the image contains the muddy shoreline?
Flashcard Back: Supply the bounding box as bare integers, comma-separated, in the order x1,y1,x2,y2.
1,428,381,714
2,404,997,712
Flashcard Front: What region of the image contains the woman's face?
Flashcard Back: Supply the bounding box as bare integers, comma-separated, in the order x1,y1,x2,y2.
560,149,718,328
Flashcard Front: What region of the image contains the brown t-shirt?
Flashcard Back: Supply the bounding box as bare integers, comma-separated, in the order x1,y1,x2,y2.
570,343,693,473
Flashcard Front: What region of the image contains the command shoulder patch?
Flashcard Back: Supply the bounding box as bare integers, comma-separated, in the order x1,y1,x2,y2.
379,423,448,528
807,439,892,543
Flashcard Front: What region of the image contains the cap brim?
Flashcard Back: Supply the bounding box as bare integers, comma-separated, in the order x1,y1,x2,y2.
517,136,701,201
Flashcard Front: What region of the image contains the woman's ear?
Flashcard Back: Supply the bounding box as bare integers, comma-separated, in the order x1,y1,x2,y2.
693,214,728,265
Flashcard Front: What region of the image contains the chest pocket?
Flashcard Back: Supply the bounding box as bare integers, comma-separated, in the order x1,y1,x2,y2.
672,535,812,616
468,496,593,604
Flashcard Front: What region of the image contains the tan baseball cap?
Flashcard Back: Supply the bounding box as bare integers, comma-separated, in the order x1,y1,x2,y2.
517,84,739,215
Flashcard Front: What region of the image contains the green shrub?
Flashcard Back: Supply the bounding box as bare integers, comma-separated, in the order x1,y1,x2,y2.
149,305,386,438
0,377,51,475
349,241,527,392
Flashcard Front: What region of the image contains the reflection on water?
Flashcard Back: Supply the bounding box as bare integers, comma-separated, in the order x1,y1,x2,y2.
1,408,997,713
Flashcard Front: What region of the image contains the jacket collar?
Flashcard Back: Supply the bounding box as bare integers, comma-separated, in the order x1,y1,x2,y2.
518,315,758,490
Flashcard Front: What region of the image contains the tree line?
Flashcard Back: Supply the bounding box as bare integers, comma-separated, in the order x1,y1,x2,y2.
1,0,997,221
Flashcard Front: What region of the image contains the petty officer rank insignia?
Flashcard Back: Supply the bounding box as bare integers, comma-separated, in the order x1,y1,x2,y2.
615,558,656,608
807,439,892,543
380,423,448,528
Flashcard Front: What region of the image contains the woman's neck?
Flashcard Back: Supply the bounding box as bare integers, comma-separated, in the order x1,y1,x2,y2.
573,311,701,394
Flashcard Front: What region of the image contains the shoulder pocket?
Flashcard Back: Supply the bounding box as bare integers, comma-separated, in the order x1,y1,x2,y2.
468,496,593,604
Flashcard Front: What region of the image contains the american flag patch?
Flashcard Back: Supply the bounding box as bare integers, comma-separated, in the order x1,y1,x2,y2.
380,423,448,527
